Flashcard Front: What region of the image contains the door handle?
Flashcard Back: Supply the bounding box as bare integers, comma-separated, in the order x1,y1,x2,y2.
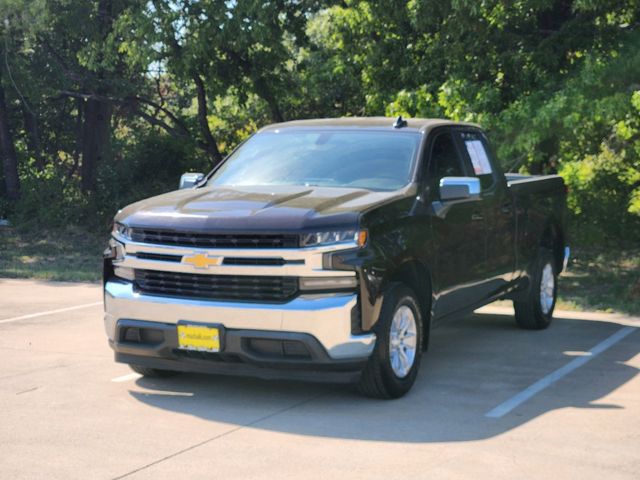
471,213,484,221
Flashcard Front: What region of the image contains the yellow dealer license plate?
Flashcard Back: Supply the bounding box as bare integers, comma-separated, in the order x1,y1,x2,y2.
177,323,221,352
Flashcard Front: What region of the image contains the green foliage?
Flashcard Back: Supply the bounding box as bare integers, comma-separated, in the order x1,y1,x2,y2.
11,130,206,230
1,0,639,250
489,33,640,244
91,130,208,223
11,160,87,229
559,86,640,244
562,144,640,244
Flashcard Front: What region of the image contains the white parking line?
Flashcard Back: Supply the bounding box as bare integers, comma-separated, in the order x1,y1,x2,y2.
0,302,102,324
486,326,636,418
111,373,142,383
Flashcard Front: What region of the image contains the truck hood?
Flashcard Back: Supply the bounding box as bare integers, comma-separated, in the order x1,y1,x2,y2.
115,185,412,232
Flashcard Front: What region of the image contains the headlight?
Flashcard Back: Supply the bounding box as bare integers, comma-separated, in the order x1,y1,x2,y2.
112,222,131,240
300,229,367,248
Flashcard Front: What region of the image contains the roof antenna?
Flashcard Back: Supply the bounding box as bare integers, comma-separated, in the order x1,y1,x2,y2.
393,115,408,128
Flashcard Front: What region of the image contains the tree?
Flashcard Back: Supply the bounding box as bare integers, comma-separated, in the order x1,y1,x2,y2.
0,0,48,200
114,0,322,166
0,70,20,200
0,0,638,244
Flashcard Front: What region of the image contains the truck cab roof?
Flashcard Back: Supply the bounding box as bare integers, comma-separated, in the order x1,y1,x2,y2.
259,117,480,134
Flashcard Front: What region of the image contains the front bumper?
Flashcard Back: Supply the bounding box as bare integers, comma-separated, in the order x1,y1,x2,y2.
104,280,376,382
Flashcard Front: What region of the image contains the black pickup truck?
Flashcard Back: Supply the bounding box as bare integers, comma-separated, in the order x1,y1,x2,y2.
104,117,569,398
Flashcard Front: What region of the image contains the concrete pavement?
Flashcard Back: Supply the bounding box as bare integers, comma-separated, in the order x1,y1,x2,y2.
0,278,638,479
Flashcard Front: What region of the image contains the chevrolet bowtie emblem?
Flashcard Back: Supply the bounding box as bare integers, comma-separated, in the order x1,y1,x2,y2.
182,253,223,269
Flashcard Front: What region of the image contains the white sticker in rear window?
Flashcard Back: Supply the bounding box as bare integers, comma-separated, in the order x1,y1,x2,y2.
465,140,493,175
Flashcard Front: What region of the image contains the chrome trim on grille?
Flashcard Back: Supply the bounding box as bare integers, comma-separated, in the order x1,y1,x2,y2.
130,228,299,248
112,233,358,277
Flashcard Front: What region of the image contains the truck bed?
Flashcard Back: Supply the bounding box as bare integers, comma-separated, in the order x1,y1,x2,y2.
506,173,566,196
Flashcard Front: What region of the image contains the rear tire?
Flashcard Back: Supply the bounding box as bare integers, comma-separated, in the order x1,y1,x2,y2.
129,364,179,378
514,249,557,330
357,284,423,399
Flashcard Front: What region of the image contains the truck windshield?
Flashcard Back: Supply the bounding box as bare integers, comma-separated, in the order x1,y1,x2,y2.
207,130,421,191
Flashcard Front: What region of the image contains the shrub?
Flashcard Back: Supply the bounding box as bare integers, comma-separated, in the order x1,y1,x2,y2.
9,131,208,232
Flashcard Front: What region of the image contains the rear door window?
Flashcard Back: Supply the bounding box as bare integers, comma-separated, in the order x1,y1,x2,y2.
458,131,496,190
464,139,492,175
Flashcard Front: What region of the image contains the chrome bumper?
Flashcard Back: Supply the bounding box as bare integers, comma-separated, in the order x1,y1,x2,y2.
104,281,376,360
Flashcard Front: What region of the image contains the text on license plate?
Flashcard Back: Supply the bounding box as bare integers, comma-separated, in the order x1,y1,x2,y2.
177,324,220,352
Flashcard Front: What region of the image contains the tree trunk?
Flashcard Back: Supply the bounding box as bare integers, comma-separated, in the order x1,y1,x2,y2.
71,97,83,176
154,4,223,165
221,48,285,123
193,73,223,165
254,77,284,123
80,97,112,192
22,102,44,170
79,0,113,192
0,77,20,200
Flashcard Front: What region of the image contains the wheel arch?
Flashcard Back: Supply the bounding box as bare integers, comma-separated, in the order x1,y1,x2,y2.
510,221,564,303
386,259,433,346
540,221,565,273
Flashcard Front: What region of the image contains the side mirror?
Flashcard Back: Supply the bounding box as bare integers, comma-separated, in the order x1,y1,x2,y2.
439,177,481,201
179,172,204,189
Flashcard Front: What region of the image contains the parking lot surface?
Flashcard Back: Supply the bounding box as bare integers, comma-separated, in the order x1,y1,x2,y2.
1,278,638,479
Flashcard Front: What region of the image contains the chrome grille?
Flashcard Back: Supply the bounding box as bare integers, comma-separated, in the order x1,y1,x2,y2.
134,269,298,302
130,228,299,248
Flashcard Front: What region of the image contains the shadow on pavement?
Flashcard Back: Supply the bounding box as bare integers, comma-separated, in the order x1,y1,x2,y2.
129,312,638,443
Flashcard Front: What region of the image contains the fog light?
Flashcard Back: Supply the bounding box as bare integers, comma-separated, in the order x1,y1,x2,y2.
113,266,135,281
299,276,357,291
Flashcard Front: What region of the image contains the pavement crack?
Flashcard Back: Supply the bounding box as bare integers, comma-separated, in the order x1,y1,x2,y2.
16,386,38,395
111,390,330,480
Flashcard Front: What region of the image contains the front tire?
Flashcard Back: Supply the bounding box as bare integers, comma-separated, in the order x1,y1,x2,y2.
514,249,558,330
357,284,423,399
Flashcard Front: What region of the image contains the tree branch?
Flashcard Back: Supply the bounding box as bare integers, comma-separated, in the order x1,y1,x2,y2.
59,90,194,139
125,95,191,137
192,72,223,164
